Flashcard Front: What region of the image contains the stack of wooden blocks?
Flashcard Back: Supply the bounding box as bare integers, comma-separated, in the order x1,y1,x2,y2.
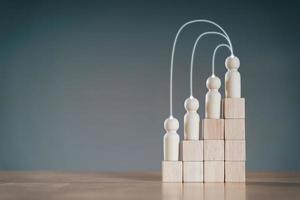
162,19,244,183
162,98,245,183
180,139,203,182
202,117,224,182
223,98,246,182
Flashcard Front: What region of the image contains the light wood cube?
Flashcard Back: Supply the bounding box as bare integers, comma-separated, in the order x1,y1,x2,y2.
204,140,224,161
225,161,246,182
180,140,203,161
183,161,203,182
225,140,246,161
202,119,224,139
225,119,245,140
223,98,245,119
204,161,224,182
162,161,182,182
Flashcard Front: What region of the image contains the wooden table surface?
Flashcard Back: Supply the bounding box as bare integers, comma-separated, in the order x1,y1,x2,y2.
0,171,299,200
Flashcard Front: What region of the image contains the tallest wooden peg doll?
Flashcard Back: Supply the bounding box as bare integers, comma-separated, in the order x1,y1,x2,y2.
225,56,241,98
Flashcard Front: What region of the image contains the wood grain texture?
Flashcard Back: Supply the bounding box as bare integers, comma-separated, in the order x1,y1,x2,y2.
223,98,245,119
202,119,224,139
204,140,224,161
225,161,246,182
180,140,203,161
225,140,246,161
225,119,245,140
162,161,182,182
0,171,300,200
183,161,203,182
204,161,224,182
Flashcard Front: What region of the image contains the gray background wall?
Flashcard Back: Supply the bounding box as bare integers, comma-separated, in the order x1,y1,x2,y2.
0,0,299,171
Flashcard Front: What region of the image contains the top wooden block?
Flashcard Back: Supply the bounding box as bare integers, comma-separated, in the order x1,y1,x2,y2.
223,98,245,119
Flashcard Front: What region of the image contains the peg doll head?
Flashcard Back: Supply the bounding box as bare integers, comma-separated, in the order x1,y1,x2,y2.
225,56,240,71
184,97,199,112
164,117,179,132
206,76,221,90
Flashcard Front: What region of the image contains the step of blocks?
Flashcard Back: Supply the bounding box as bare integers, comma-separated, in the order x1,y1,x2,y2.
183,161,203,182
223,98,245,119
225,119,245,140
180,140,203,161
225,140,246,161
225,161,246,182
204,161,224,182
202,119,224,139
162,161,182,182
204,140,224,161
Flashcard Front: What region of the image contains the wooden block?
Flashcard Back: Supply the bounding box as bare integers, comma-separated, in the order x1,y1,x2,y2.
180,140,203,161
225,119,245,140
223,98,245,119
202,119,224,139
225,140,246,161
162,161,182,182
225,161,246,182
204,140,224,161
204,161,224,182
183,161,203,182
